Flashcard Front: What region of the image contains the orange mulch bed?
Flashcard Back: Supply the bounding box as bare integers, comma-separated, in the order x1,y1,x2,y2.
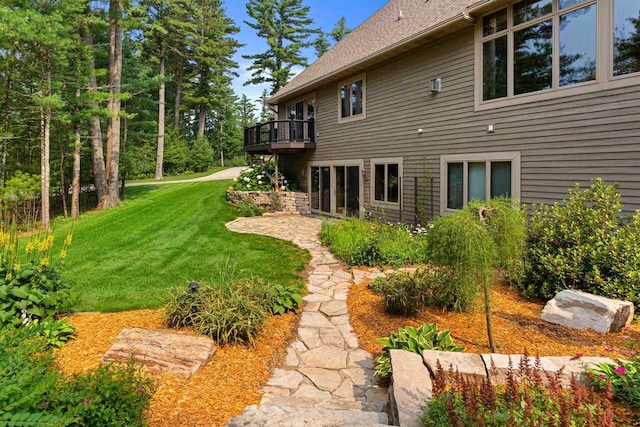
54,275,639,426
348,272,640,426
348,273,640,361
55,309,299,427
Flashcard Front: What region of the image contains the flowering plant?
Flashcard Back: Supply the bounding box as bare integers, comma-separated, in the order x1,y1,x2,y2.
231,161,291,192
588,327,640,407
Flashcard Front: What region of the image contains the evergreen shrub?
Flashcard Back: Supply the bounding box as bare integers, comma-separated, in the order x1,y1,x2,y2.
523,179,640,307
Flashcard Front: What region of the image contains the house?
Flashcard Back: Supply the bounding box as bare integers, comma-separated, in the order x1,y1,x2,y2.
244,0,640,222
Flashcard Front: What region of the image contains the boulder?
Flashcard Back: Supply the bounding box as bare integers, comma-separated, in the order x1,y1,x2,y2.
388,349,432,427
541,290,634,334
422,350,487,383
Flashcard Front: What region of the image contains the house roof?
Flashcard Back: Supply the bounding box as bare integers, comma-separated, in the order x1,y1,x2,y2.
269,0,485,104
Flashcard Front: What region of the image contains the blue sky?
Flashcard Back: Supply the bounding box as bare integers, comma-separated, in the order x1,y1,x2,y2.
224,0,388,104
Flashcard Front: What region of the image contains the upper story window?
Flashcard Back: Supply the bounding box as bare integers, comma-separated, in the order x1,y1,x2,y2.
614,0,640,76
481,0,598,102
338,74,366,122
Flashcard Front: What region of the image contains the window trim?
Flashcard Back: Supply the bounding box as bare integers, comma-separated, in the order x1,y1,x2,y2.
440,152,521,214
474,0,640,111
370,157,403,208
337,73,367,123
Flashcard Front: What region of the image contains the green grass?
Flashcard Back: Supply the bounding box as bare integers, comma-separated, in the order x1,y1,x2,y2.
127,167,227,184
50,180,308,312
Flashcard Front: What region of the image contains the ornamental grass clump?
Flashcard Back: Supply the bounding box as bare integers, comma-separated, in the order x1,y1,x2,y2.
422,353,614,427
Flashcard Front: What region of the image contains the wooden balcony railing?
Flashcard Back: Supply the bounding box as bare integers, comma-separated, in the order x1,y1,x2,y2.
244,119,316,153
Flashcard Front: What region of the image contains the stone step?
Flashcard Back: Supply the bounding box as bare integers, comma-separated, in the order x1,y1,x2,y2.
226,404,389,426
261,396,365,411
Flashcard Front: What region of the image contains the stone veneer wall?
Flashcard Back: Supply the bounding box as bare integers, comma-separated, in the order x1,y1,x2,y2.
226,190,309,215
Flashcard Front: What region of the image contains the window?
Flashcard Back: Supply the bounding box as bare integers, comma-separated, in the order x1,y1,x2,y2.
613,0,640,76
480,0,597,101
440,152,521,212
371,158,402,205
338,74,366,122
310,161,363,217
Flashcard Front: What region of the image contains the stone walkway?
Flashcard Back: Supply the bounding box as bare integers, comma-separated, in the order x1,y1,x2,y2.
225,214,389,426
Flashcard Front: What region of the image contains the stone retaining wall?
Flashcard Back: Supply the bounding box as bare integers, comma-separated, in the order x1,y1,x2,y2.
388,349,614,427
226,190,309,214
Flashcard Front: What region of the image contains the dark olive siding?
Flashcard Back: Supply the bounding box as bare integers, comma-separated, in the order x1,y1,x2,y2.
279,28,640,220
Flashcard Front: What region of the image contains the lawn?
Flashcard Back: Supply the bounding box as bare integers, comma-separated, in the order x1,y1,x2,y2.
50,180,308,312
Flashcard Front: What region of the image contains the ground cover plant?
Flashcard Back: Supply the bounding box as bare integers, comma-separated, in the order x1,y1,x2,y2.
374,323,463,378
49,181,308,312
320,218,430,267
0,324,155,426
588,328,640,408
523,178,640,308
422,353,614,427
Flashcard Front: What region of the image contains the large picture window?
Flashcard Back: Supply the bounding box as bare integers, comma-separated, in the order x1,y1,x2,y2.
440,153,521,212
338,74,366,122
613,0,640,76
481,0,597,101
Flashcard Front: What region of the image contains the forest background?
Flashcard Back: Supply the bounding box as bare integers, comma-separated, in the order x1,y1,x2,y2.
0,0,374,229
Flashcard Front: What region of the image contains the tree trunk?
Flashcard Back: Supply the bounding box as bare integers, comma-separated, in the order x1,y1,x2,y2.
174,59,183,129
155,46,165,180
40,104,51,230
83,33,107,202
59,140,68,218
484,279,497,353
71,113,81,220
99,0,123,210
198,104,206,139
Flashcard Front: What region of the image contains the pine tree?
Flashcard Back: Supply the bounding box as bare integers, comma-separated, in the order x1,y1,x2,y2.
313,32,330,58
244,0,319,94
330,16,351,43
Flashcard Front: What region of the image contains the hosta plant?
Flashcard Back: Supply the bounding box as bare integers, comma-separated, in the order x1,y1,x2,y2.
374,323,463,378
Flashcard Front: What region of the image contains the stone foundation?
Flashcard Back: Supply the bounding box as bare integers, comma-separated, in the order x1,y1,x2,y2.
226,190,310,215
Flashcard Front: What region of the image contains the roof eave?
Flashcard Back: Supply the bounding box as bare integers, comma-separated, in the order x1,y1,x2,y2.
268,12,475,105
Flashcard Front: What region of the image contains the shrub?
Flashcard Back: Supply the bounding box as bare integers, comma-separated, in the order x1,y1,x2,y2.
374,323,463,378
370,267,453,315
231,161,291,192
523,179,640,306
165,276,277,345
422,353,614,427
319,218,430,267
588,329,640,408
0,325,153,426
237,199,263,217
56,360,156,427
426,209,495,312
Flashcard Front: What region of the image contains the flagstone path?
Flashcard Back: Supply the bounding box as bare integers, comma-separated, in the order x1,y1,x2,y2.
226,214,389,426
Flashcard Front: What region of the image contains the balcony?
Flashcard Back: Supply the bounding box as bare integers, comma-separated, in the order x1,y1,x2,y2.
244,119,316,154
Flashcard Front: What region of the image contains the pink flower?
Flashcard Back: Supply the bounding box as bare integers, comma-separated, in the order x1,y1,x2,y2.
604,346,615,352
570,353,583,361
138,386,144,392
629,350,637,356
83,397,90,407
619,335,630,340
614,366,627,375
150,371,157,375
621,326,632,332
599,374,606,380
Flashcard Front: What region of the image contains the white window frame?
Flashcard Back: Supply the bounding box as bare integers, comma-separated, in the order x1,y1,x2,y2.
474,0,640,111
337,73,367,123
440,152,521,214
370,157,403,208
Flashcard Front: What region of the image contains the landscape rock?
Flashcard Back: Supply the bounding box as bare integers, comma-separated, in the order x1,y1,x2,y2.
389,349,432,427
541,290,634,334
422,350,487,382
101,327,215,378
